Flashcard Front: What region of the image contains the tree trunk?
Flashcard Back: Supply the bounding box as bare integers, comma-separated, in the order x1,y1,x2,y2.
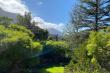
95,0,99,31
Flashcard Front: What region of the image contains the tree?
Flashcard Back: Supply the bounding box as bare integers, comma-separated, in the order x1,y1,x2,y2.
30,25,49,41
70,5,85,32
0,16,13,27
17,12,49,40
65,5,89,48
17,12,32,29
81,0,110,31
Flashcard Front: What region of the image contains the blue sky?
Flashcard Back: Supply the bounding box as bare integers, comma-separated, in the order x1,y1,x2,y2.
23,0,77,24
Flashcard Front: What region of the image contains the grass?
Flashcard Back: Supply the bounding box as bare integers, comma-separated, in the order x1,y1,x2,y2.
46,67,64,73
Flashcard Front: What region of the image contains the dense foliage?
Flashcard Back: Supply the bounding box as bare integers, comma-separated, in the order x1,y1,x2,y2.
0,0,110,73
40,41,70,66
87,31,110,71
65,30,110,73
0,24,42,73
0,16,13,27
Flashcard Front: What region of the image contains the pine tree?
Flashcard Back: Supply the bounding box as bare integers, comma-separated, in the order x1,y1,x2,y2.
0,16,13,27
17,12,49,40
17,12,32,29
81,0,110,31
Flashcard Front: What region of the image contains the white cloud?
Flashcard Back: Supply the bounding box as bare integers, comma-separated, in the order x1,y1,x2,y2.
32,17,65,32
0,0,29,15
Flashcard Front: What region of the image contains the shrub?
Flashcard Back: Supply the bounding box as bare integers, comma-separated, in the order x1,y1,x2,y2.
45,40,69,57
0,24,42,72
40,40,70,66
65,31,110,73
86,31,110,72
9,24,34,37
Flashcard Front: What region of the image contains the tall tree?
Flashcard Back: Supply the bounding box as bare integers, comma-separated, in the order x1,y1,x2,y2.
65,5,89,48
81,0,110,31
17,12,49,40
17,12,32,29
0,16,13,27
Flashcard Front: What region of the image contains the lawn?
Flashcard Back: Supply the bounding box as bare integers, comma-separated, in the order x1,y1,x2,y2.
46,67,64,73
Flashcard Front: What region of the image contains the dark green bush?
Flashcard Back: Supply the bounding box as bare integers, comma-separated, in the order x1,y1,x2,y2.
40,40,70,66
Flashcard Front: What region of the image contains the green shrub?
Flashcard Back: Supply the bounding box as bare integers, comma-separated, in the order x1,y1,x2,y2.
0,24,42,72
46,40,68,51
65,31,110,73
86,31,110,72
45,40,69,57
9,24,34,37
40,40,70,66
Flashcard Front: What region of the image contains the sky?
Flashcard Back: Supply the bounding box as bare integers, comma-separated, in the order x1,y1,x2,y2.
23,0,76,24
0,0,77,32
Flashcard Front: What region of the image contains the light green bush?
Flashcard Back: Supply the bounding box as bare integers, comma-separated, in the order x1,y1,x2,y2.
86,31,110,72
9,24,34,37
0,24,42,72
45,40,69,56
65,31,110,73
